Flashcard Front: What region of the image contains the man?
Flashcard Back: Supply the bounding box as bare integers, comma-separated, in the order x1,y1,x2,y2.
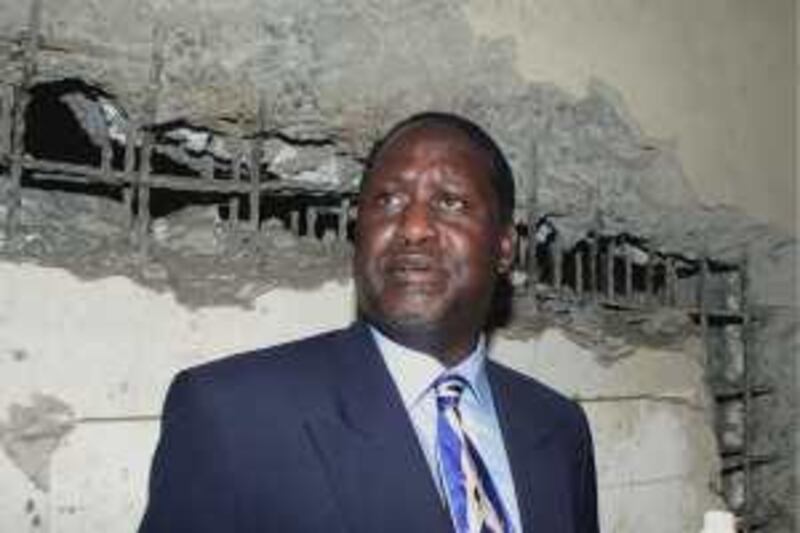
139,112,599,532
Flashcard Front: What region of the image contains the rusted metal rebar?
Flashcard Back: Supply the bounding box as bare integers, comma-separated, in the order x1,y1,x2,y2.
589,231,599,301
525,142,539,295
551,235,563,293
0,86,12,158
738,253,754,532
574,245,584,297
306,206,318,238
5,0,43,235
606,239,616,302
122,121,137,229
666,257,678,306
338,197,351,240
644,253,655,307
228,140,243,228
624,244,634,302
249,99,265,231
133,24,165,253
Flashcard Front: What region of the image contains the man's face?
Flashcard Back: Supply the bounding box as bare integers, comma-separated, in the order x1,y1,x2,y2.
354,125,514,358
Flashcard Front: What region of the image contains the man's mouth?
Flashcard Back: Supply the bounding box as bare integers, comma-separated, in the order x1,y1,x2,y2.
383,255,444,284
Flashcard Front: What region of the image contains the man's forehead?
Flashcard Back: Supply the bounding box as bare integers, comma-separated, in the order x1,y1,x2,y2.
372,121,490,166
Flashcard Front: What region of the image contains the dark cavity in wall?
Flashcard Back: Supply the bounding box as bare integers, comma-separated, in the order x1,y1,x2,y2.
23,79,251,220
18,78,358,239
24,79,123,203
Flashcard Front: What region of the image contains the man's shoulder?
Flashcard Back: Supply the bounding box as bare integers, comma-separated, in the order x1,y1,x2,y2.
172,323,366,401
196,324,356,370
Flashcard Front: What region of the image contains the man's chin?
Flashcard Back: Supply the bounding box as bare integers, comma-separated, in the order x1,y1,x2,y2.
357,286,452,338
382,308,442,329
369,305,447,337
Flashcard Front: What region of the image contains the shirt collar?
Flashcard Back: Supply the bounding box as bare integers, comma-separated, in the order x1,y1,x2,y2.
369,325,491,409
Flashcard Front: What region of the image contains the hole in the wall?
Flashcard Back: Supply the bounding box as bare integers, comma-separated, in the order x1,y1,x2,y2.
20,78,269,220
530,219,685,299
25,78,109,167
23,78,123,201
17,78,360,232
12,79,743,301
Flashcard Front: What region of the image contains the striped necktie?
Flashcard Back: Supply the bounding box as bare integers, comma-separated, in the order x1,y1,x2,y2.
434,374,511,533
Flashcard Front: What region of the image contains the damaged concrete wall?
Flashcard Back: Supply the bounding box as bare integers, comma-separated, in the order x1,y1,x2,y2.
0,263,726,532
795,1,800,520
0,0,796,532
465,0,797,234
0,263,356,532
1,0,793,232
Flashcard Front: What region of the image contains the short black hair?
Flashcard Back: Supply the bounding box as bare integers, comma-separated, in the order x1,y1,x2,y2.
361,112,516,225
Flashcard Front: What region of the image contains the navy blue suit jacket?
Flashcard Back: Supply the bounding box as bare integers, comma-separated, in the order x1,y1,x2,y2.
139,322,599,532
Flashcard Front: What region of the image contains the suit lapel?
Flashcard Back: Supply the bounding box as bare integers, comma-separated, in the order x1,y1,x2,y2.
487,363,571,532
305,322,452,533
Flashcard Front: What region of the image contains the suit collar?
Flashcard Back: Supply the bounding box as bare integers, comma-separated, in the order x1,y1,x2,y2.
313,324,573,533
371,324,491,410
327,321,419,438
486,361,557,448
305,321,452,533
487,362,565,533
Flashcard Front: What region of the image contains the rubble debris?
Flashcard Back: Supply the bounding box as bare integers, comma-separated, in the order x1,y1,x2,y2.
0,176,351,307
504,296,697,363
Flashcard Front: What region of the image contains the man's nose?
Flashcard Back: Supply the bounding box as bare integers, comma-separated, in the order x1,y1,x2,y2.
399,200,436,244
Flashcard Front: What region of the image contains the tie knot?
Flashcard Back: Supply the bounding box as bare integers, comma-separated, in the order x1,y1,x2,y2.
434,374,468,409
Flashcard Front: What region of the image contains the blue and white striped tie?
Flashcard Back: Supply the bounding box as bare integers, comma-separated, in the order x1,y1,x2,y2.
435,375,511,533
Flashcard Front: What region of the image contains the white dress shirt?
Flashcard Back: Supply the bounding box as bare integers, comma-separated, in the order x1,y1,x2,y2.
371,326,522,533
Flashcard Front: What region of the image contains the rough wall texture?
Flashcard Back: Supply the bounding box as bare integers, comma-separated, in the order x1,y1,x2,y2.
0,0,796,532
464,0,797,233
0,265,726,532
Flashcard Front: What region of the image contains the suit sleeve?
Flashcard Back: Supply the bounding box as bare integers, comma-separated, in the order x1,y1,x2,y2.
138,371,238,533
575,406,600,533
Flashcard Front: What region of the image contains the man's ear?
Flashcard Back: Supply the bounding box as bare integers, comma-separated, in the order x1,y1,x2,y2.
497,225,516,275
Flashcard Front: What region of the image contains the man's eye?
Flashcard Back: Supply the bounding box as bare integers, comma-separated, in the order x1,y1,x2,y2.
374,192,404,210
437,195,467,213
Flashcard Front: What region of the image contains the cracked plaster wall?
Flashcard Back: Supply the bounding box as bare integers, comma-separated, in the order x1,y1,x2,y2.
1,0,793,232
465,0,796,234
794,1,800,520
0,0,797,532
0,261,726,533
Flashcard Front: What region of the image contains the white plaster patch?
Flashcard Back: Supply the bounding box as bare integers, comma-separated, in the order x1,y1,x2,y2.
0,262,354,420
0,260,729,532
49,420,159,533
589,400,724,532
584,401,720,490
494,331,724,532
0,442,47,533
493,330,707,403
600,475,722,533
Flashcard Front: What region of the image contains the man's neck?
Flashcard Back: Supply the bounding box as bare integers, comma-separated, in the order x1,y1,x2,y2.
365,319,480,368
